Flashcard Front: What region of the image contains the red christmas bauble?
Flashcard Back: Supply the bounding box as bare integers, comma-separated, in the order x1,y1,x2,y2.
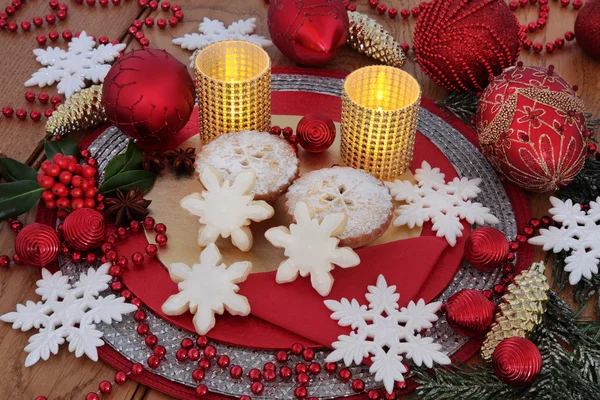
446,289,495,337
477,65,586,192
413,0,522,92
268,0,349,66
575,0,600,60
464,227,509,271
296,113,336,153
15,223,60,268
102,49,195,143
63,208,107,251
492,337,542,386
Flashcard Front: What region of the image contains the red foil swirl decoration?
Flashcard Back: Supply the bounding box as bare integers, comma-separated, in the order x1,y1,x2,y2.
464,227,509,271
296,113,336,153
15,223,60,268
62,208,107,251
446,289,495,337
492,337,542,386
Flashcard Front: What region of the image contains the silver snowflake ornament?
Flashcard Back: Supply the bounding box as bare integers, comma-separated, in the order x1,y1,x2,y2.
24,31,126,98
386,161,499,246
325,274,451,393
529,196,600,285
0,264,137,367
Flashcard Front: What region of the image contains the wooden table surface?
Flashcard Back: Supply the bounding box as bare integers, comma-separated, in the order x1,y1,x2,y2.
0,1,597,399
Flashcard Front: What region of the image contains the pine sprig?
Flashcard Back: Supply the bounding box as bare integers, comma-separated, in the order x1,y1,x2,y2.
436,92,480,127
556,157,600,205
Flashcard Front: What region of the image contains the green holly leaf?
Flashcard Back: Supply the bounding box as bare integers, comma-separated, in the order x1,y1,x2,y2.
99,170,156,197
0,180,44,221
103,140,144,182
0,157,38,182
44,137,80,161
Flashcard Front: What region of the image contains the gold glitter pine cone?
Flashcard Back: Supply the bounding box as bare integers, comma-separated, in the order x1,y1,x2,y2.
46,84,107,137
347,11,407,68
481,262,550,361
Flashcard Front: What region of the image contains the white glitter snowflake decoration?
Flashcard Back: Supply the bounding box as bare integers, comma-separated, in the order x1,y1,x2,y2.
386,161,499,246
172,17,273,66
529,196,600,285
25,31,126,98
265,202,360,296
325,275,451,393
0,264,137,367
162,243,252,335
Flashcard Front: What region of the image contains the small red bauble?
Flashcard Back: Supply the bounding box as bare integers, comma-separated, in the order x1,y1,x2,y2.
464,227,509,271
574,0,600,60
267,0,349,66
102,49,195,144
477,65,586,192
492,337,542,385
296,113,336,153
15,223,60,268
446,289,495,337
62,209,107,251
413,0,522,92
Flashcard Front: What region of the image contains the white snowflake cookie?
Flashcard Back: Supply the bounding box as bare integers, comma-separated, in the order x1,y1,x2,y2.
0,264,137,367
265,201,360,296
529,196,600,285
386,161,499,246
25,31,126,98
325,275,451,393
162,243,252,335
181,166,275,252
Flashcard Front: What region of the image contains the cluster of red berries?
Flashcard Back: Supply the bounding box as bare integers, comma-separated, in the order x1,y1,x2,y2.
37,150,99,219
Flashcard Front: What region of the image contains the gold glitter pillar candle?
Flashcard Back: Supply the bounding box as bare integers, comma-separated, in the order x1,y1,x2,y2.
341,66,421,180
195,41,271,143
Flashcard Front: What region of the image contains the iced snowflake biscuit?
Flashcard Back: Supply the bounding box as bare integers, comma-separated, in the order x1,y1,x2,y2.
265,202,360,296
285,167,394,248
162,244,252,335
196,130,299,202
181,166,274,252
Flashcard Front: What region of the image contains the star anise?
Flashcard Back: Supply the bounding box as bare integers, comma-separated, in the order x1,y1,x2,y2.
104,188,152,227
143,152,167,175
165,147,196,174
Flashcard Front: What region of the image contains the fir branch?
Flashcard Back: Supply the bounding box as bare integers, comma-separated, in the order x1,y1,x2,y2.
556,157,600,205
436,92,480,127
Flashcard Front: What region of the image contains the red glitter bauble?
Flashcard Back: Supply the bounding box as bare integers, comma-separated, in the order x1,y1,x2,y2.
102,49,195,143
413,0,522,92
477,65,586,192
15,223,60,268
62,209,107,251
575,0,600,60
492,337,542,386
296,113,336,153
446,289,495,337
267,0,349,66
464,227,509,271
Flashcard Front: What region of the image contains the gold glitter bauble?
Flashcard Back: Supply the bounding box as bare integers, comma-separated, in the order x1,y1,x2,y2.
46,85,106,137
481,262,549,361
347,11,406,68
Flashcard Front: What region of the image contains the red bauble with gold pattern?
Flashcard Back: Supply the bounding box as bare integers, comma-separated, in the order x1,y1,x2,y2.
492,337,542,386
102,49,195,144
413,0,522,92
574,0,600,60
15,223,60,268
267,0,349,66
477,65,586,192
446,289,496,337
62,208,107,251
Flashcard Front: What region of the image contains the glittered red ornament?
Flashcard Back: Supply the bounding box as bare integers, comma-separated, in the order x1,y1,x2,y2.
102,49,195,143
267,0,349,66
296,113,336,153
413,0,522,92
477,65,586,192
464,227,509,271
574,0,600,60
62,208,107,251
446,289,495,337
492,337,542,386
15,223,60,268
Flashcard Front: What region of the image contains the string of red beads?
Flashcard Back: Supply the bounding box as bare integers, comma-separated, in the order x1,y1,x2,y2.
127,2,184,48
2,92,61,123
0,0,68,34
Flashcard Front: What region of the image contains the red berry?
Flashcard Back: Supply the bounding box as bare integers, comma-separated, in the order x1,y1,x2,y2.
71,198,85,209
56,197,70,210
82,165,96,178
47,164,61,177
42,190,55,202
58,171,72,184
84,198,95,208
